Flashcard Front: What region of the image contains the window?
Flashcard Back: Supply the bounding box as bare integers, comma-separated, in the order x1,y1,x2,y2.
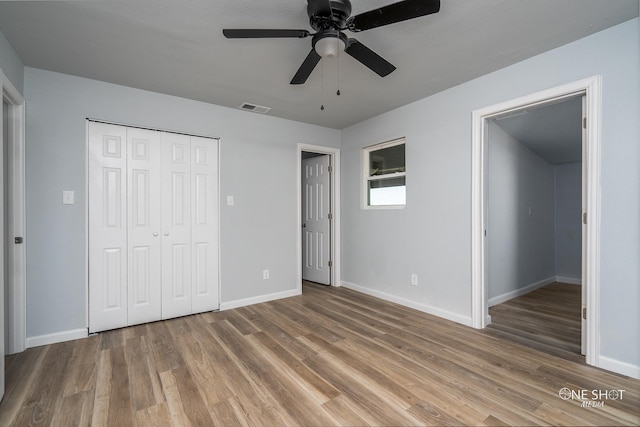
363,138,406,208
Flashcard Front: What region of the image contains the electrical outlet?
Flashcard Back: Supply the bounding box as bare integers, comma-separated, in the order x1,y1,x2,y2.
263,269,270,280
411,274,418,286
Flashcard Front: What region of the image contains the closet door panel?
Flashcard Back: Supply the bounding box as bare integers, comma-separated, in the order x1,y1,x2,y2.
161,132,192,319
191,136,219,312
127,128,162,325
88,122,128,333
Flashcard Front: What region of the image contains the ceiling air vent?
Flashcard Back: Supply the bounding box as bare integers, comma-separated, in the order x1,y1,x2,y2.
239,102,271,114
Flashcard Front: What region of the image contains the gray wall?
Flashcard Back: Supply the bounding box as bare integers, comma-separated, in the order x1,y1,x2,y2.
24,67,340,338
340,19,639,369
487,121,556,302
555,162,582,281
0,29,23,94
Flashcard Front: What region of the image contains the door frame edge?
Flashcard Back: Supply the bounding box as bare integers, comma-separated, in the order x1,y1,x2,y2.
297,143,341,291
1,68,26,354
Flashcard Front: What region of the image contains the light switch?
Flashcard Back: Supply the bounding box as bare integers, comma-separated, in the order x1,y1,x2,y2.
227,195,234,207
63,190,75,205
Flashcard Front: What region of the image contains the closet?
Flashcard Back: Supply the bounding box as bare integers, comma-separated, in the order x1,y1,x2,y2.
88,121,219,333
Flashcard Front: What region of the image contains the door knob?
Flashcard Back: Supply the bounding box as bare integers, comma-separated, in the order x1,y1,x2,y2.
164,232,170,236
153,233,159,237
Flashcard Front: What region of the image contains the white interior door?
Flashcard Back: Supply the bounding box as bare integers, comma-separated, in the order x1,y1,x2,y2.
302,155,331,285
190,136,219,312
127,128,162,326
89,123,219,331
89,122,128,333
161,132,192,319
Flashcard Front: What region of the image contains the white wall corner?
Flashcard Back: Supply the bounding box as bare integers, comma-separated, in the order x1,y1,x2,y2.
341,281,473,327
26,328,88,349
220,288,301,311
598,356,640,380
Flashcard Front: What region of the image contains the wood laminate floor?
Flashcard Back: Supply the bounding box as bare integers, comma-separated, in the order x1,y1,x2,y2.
1,282,638,426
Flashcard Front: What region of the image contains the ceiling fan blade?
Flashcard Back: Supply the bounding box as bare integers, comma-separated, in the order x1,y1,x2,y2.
347,0,440,32
307,0,333,17
223,29,311,39
290,49,322,84
345,39,396,77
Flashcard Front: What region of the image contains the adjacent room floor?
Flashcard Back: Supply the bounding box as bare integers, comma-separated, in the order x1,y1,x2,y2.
0,282,637,426
488,282,582,361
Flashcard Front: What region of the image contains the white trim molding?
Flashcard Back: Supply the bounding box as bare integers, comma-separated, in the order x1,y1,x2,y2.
598,356,640,380
555,276,582,285
26,329,88,349
1,68,27,355
488,276,556,307
297,144,341,290
341,281,473,327
471,76,602,369
220,288,300,312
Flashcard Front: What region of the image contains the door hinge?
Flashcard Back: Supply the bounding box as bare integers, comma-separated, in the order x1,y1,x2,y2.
328,213,333,220
328,260,333,268
583,212,587,225
14,236,23,244
583,117,587,129
582,307,587,320
328,165,333,173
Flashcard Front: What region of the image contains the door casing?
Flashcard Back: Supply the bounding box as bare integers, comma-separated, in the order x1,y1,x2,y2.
297,144,341,292
471,76,602,368
0,68,26,357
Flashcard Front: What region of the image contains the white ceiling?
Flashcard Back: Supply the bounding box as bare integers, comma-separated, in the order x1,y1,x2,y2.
0,0,637,129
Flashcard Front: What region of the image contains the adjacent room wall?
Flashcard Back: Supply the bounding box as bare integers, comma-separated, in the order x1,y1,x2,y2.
340,18,639,373
23,67,340,342
555,162,582,283
487,121,556,305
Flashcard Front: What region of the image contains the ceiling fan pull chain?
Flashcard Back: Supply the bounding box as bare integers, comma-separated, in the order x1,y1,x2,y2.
337,42,341,96
321,58,325,110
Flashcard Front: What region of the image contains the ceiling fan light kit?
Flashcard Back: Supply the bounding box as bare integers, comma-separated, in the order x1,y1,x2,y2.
223,0,441,85
313,30,347,58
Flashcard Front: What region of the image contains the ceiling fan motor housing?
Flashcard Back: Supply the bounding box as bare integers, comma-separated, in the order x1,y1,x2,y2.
309,0,352,31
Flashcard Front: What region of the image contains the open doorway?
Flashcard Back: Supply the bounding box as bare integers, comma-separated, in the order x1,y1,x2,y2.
485,95,584,358
471,76,602,368
297,144,341,292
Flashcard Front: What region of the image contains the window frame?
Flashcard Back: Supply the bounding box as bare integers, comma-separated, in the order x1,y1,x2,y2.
362,137,406,210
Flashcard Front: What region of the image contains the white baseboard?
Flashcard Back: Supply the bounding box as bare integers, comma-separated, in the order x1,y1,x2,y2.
555,275,582,285
340,281,473,327
26,328,88,349
598,355,640,380
220,288,301,311
485,314,492,326
488,276,556,307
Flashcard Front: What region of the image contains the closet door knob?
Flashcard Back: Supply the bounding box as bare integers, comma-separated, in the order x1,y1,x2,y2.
164,232,170,236
153,233,159,237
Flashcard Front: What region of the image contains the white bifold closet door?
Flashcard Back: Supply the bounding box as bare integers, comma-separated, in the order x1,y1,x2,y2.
88,121,218,333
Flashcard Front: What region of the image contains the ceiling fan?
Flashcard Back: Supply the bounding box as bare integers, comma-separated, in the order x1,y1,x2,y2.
223,0,441,85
